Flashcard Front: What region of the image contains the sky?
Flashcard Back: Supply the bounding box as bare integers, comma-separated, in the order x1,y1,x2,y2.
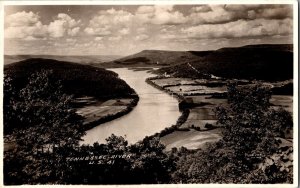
4,4,293,56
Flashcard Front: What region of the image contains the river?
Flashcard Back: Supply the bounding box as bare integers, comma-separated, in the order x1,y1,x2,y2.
81,68,181,145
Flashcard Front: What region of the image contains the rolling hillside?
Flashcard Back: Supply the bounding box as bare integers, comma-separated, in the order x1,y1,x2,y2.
4,58,136,99
156,44,293,81
101,50,212,67
4,55,122,65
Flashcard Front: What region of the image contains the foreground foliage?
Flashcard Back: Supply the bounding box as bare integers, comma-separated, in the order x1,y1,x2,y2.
4,70,85,184
171,83,293,183
4,70,174,184
4,69,293,184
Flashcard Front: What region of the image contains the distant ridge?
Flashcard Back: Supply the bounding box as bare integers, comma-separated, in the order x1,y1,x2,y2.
4,54,122,65
156,44,293,81
106,49,212,67
219,44,293,52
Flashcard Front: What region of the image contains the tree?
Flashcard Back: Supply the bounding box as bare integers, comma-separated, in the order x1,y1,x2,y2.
15,70,84,148
4,70,85,184
64,135,176,184
171,83,293,183
4,73,19,135
129,136,176,184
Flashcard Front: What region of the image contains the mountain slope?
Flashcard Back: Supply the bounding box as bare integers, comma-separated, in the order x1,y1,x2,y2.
104,50,212,67
4,58,136,99
156,44,293,81
4,55,122,65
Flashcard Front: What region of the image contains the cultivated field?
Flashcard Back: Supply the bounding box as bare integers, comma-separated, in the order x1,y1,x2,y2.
149,76,293,150
75,98,135,126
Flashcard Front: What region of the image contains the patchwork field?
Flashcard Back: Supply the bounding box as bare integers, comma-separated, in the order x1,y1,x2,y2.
165,85,227,95
149,76,293,151
75,98,135,126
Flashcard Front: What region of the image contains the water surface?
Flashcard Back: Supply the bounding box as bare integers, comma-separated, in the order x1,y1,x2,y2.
82,68,181,145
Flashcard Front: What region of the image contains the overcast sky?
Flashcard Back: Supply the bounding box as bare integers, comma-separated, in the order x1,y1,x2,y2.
4,4,293,56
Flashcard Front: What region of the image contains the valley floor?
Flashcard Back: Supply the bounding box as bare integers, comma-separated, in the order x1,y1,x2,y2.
147,76,293,150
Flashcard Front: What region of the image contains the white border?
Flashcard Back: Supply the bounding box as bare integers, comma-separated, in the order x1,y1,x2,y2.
0,0,298,188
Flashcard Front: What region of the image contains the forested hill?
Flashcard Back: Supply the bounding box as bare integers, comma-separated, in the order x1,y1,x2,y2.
156,44,293,81
4,55,122,65
4,58,136,99
104,50,212,67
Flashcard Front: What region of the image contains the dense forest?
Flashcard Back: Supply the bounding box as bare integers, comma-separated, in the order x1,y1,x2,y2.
4,67,293,184
109,50,209,67
4,58,137,99
156,44,293,81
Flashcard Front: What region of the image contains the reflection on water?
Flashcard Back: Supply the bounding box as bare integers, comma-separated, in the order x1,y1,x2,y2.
81,68,181,145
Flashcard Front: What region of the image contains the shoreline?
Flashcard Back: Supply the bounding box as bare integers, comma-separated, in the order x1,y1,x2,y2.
3,96,139,152
145,76,224,150
80,96,139,131
144,76,190,140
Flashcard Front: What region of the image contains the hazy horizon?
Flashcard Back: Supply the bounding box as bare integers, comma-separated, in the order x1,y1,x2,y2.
4,4,293,56
4,43,293,57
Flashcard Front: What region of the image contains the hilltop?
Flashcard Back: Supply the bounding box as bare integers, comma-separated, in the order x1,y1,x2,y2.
100,50,212,68
156,44,293,81
4,55,122,66
4,58,136,99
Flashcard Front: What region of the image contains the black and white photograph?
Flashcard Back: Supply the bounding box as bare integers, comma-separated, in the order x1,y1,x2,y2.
1,0,298,186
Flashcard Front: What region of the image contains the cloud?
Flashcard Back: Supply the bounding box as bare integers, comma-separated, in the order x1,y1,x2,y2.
94,37,103,41
48,13,81,38
5,5,293,56
223,4,293,20
85,8,133,36
136,6,156,14
189,5,241,24
84,27,94,35
135,34,149,41
5,21,48,39
191,5,212,13
5,11,40,27
119,28,130,35
188,5,293,24
108,36,122,41
68,27,80,36
137,27,146,33
181,18,292,39
136,5,188,25
159,34,177,39
5,11,48,39
84,26,111,36
66,38,77,43
253,6,293,19
5,11,81,39
23,36,40,41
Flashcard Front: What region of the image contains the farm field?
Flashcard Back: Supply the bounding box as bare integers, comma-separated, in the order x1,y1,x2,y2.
75,98,134,126
149,76,293,150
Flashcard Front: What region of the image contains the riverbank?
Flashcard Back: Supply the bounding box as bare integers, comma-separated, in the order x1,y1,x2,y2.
146,75,293,151
4,96,139,152
81,68,181,145
74,96,139,131
145,76,224,150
